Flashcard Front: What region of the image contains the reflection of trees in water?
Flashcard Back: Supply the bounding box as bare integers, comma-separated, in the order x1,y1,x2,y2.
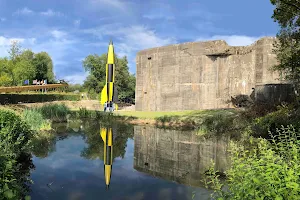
81,122,134,161
31,120,134,161
31,121,84,158
17,152,35,196
31,134,57,158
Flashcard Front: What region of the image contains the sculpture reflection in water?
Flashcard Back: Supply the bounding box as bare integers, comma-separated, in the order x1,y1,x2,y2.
100,127,114,189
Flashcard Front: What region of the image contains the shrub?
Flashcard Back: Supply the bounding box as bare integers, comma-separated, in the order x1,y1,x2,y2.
0,93,80,104
37,103,70,122
206,125,300,200
251,105,300,138
0,109,33,150
0,109,33,199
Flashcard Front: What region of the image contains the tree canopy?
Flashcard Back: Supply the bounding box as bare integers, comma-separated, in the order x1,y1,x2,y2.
82,53,136,103
271,0,300,89
0,41,55,86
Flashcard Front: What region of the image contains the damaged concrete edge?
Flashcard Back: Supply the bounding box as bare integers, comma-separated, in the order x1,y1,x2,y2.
136,36,277,56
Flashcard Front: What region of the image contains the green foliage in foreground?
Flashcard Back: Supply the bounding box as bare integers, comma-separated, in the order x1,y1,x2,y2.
0,109,33,199
206,125,300,200
0,93,80,104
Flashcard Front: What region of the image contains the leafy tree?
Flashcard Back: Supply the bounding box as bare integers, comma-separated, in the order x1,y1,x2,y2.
7,40,22,63
271,0,300,90
0,42,55,86
13,60,36,85
32,52,55,83
19,49,35,62
65,84,85,93
0,74,13,86
0,58,14,86
83,54,106,93
82,54,136,103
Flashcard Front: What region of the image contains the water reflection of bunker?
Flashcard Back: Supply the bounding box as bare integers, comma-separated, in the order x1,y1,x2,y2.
133,126,230,187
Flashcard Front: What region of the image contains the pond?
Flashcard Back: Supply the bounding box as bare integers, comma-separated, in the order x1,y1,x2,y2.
29,120,231,200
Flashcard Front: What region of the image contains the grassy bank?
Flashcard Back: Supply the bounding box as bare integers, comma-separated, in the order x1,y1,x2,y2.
0,103,250,134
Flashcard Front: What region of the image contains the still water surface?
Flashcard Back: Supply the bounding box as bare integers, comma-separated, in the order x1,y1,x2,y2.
30,121,230,200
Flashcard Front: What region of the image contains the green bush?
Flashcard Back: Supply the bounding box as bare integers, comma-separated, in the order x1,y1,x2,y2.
0,109,33,199
37,103,70,122
206,125,300,200
155,115,176,124
0,109,33,149
251,105,300,138
0,93,80,104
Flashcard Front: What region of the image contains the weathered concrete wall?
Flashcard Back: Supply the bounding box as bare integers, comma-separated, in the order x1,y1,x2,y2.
135,37,281,111
133,126,230,187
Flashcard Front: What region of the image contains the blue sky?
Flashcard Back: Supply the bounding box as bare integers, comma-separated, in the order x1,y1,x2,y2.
0,0,279,84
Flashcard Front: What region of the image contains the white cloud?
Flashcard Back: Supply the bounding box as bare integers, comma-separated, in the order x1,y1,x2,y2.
13,7,34,15
63,72,89,84
28,38,37,45
31,38,77,68
0,36,24,46
85,24,176,51
0,18,6,22
40,9,63,17
13,7,63,17
143,14,174,20
74,19,81,27
142,3,174,20
51,30,67,39
89,0,128,11
86,42,109,47
195,35,262,46
83,24,176,73
0,36,37,57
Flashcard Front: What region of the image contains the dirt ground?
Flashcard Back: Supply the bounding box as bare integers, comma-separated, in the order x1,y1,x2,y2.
15,100,102,110
0,100,135,112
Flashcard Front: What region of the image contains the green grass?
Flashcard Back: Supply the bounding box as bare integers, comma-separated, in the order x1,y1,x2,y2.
21,109,52,131
114,109,235,119
113,109,243,133
37,103,70,122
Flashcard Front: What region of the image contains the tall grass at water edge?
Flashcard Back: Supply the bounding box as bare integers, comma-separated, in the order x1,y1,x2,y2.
70,107,116,121
37,103,70,122
21,109,51,131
